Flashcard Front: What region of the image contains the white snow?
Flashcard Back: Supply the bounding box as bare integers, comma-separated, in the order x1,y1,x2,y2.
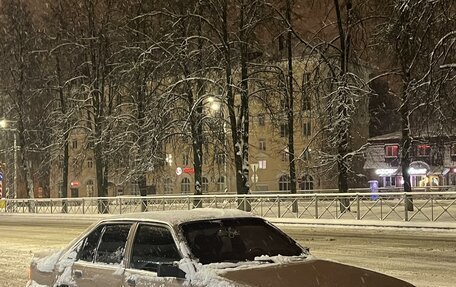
34,250,63,273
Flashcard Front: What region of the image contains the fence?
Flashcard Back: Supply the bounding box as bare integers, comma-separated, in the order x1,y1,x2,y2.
1,191,456,222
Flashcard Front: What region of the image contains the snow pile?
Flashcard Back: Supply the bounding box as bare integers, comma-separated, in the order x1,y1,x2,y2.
26,280,49,287
178,258,236,287
34,250,63,273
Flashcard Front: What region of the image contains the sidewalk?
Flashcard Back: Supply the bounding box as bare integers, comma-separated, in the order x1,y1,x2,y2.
268,217,456,230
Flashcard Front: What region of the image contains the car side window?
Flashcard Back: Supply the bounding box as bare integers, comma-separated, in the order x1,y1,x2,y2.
78,224,132,265
130,224,181,272
96,224,132,264
79,225,104,262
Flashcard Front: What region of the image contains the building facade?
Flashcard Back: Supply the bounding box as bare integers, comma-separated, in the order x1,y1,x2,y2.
364,131,456,189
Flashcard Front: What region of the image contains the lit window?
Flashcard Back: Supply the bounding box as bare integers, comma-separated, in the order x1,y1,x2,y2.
259,139,266,151
280,123,288,137
385,145,399,158
417,145,431,157
165,154,173,166
258,160,267,169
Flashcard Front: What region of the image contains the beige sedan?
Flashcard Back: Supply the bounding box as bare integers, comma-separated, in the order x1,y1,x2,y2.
27,208,414,287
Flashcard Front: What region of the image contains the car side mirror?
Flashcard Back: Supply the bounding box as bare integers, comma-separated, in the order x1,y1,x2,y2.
157,263,186,279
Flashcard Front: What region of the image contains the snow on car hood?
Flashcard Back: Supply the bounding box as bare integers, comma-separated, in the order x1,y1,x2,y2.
217,258,415,287
178,255,314,287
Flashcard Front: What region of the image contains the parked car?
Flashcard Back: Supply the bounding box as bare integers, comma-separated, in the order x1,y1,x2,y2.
27,208,414,287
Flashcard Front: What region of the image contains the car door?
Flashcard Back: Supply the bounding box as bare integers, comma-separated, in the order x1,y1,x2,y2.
72,223,133,287
123,223,187,287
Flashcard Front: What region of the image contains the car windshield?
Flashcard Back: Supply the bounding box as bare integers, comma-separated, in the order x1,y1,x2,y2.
181,217,303,264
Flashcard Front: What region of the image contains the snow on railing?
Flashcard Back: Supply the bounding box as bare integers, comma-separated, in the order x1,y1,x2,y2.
1,190,456,222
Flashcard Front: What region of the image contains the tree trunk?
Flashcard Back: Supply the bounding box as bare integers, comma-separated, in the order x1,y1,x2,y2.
286,0,298,213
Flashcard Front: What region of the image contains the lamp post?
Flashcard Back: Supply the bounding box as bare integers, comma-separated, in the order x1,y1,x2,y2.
0,119,17,199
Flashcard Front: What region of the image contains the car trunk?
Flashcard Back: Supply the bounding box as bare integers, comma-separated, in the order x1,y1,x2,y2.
219,259,414,287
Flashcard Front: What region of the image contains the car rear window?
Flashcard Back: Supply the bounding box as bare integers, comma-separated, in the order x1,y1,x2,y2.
181,217,303,264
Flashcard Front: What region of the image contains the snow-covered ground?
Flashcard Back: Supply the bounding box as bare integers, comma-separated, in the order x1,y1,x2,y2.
0,214,455,287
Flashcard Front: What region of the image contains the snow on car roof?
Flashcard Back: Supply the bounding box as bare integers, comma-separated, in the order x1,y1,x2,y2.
101,208,255,226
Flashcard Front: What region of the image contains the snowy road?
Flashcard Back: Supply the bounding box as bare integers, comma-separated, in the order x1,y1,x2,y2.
1,214,455,287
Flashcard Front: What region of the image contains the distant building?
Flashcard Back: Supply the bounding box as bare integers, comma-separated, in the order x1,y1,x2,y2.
364,131,456,188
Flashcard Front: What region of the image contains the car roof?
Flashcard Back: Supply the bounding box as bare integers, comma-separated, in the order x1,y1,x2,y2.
100,208,255,227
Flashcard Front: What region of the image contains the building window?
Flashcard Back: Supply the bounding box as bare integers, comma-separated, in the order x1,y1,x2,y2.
278,174,290,191
87,158,93,168
181,178,191,194
72,140,78,149
258,160,267,169
201,177,209,193
417,145,431,157
303,122,311,137
258,114,265,126
280,123,288,137
58,155,64,168
165,154,173,166
216,153,226,164
300,174,314,191
385,145,399,158
301,149,311,161
259,139,266,151
451,143,456,156
280,98,288,110
71,188,79,198
164,178,173,194
281,151,288,162
86,179,94,197
217,176,226,192
182,154,189,166
302,95,311,111
278,34,284,51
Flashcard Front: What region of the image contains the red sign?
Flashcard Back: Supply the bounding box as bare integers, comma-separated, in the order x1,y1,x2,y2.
183,167,195,174
70,181,80,188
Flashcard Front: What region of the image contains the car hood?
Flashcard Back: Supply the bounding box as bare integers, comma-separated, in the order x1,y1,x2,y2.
218,258,414,287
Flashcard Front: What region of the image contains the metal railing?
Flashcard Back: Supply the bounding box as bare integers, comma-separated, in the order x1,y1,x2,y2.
1,191,456,222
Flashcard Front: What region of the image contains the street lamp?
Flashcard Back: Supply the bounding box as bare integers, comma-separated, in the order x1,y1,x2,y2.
0,119,17,199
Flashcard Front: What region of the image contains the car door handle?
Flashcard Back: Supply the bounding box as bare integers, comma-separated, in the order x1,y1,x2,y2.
126,278,136,287
73,269,83,278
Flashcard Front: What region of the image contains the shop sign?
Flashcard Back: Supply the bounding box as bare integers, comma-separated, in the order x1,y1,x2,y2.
70,181,80,188
183,167,195,174
375,168,396,176
408,167,427,175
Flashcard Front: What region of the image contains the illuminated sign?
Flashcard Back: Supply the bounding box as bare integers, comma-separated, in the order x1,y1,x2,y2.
408,167,427,175
375,168,397,176
183,167,195,174
176,167,183,176
70,181,80,188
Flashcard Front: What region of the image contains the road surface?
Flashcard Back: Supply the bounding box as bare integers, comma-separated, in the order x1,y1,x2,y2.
1,214,455,287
